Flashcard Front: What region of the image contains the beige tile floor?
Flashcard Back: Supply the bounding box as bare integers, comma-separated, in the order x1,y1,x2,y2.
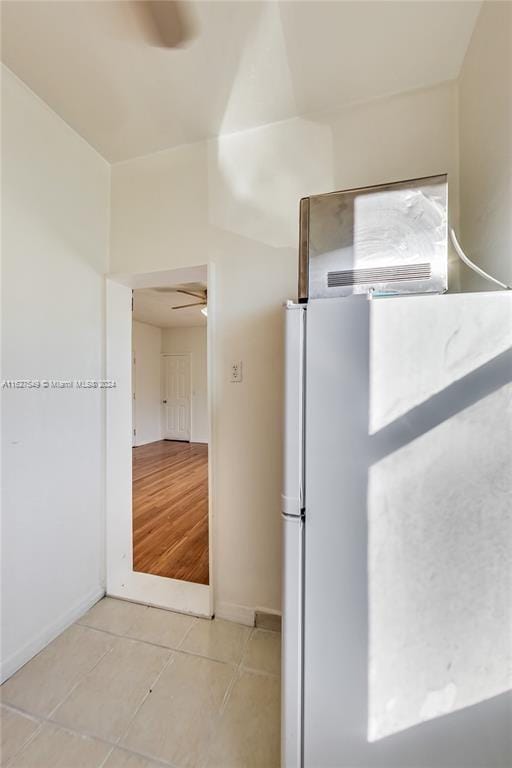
1,598,281,768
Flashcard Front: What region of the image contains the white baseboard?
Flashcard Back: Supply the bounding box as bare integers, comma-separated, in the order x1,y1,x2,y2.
256,606,281,618
1,586,105,684
215,601,255,626
214,601,282,627
133,436,162,447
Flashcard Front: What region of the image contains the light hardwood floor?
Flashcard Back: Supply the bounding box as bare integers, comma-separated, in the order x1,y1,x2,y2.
132,440,209,584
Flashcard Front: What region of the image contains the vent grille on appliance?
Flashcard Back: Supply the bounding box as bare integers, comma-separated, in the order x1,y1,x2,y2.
327,262,431,287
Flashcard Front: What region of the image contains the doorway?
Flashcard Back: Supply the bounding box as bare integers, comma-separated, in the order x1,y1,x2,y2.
106,264,213,617
131,282,209,586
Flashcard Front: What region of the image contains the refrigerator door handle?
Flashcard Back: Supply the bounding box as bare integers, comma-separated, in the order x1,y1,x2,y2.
281,494,302,518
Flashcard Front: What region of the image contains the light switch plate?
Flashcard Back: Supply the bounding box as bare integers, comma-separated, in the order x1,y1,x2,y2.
230,360,243,383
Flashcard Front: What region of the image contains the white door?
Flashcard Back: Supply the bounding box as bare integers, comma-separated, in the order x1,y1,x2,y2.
162,355,190,441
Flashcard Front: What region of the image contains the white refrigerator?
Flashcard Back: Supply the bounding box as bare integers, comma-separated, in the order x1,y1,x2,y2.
282,291,512,768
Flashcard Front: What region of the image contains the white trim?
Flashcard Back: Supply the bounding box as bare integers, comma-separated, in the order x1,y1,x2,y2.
256,606,282,619
0,587,104,683
107,573,210,616
111,265,207,290
214,601,282,627
215,601,255,627
106,266,213,618
131,436,161,447
206,264,215,613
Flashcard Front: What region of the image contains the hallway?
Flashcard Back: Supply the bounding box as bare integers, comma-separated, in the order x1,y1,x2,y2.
132,441,209,584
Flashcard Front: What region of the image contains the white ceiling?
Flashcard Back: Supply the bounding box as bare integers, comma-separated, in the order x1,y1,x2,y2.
133,285,207,328
1,1,481,163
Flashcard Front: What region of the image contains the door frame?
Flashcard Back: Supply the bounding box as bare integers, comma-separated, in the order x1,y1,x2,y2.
131,350,137,446
105,264,214,618
161,352,192,442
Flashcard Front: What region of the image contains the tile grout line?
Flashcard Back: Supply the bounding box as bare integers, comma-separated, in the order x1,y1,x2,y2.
2,628,120,766
175,616,199,651
2,700,178,768
115,649,176,752
96,744,116,768
196,625,256,768
96,645,182,768
238,625,255,672
239,664,280,678
45,641,117,722
4,617,171,766
2,622,278,732
220,626,253,714
74,620,280,678
43,625,176,763
2,705,45,768
239,626,282,678
202,626,282,767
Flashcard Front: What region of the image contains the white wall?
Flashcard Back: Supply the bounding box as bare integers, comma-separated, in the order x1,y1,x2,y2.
111,82,459,618
162,326,208,444
132,320,162,446
459,1,512,291
1,67,110,681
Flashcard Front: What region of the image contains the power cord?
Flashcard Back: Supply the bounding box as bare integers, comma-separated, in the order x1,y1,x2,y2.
450,228,511,291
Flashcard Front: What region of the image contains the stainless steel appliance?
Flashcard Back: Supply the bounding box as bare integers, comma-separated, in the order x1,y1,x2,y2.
299,174,448,301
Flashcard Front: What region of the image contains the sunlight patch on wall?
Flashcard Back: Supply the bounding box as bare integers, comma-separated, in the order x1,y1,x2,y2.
369,292,512,434
368,385,512,741
207,0,323,250
217,1,296,138
208,117,333,249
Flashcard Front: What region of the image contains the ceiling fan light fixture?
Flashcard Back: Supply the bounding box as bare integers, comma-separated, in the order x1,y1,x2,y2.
201,307,208,317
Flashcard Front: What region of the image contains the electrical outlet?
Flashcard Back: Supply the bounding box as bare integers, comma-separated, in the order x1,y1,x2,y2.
230,360,243,383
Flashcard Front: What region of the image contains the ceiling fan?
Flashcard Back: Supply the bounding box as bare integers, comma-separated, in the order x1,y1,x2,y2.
152,285,207,311
137,1,196,49
171,288,207,311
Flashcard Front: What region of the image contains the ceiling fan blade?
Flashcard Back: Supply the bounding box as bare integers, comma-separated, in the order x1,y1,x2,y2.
176,289,206,300
172,301,206,310
144,1,195,49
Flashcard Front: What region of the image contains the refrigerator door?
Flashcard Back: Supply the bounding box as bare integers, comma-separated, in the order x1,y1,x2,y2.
282,513,303,768
304,293,512,768
282,302,306,518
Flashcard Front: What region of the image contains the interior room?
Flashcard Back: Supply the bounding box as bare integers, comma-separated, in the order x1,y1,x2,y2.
132,281,209,584
1,2,510,768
